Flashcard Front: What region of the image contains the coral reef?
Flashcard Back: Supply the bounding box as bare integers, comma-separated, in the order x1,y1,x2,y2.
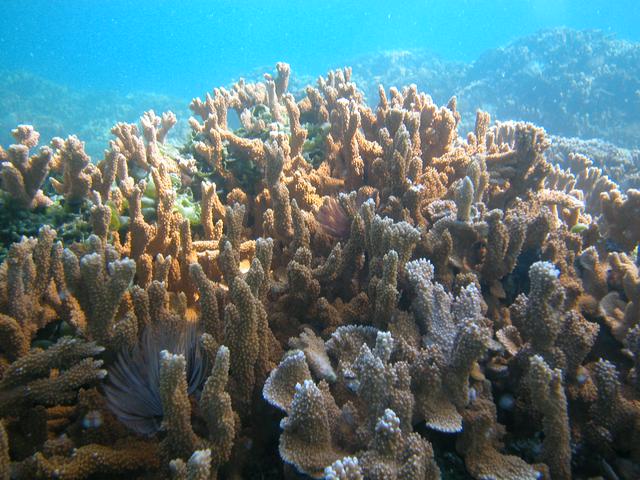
461,29,640,148
0,61,639,480
348,28,640,151
546,136,640,190
0,70,189,159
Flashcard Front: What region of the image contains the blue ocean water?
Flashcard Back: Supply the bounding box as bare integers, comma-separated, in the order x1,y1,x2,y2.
1,0,638,97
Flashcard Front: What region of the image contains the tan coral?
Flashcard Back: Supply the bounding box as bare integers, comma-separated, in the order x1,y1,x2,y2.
601,252,640,341
527,355,571,480
170,449,212,480
0,61,637,480
224,270,275,414
16,441,159,479
289,328,336,383
159,345,236,477
0,128,53,209
0,226,58,346
456,397,540,480
279,379,342,478
10,124,40,148
62,239,136,349
0,338,106,416
359,409,440,480
263,350,313,412
50,135,94,204
600,188,640,251
325,456,364,480
484,122,551,210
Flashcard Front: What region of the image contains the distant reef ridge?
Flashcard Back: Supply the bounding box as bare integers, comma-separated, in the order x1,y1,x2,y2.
347,28,640,150
0,70,190,159
2,27,639,158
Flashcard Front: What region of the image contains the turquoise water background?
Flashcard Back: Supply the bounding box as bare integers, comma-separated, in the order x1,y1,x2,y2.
1,0,638,96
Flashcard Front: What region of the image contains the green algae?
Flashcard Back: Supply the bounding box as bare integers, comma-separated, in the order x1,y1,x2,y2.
0,194,92,261
302,121,330,167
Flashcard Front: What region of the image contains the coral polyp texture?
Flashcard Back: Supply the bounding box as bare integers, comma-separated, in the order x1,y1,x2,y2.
0,62,639,480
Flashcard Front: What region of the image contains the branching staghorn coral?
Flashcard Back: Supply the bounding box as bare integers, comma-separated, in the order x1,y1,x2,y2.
404,258,491,432
16,440,160,480
278,379,343,477
61,236,136,349
0,337,106,416
0,125,53,209
265,326,481,477
158,345,236,478
50,135,94,205
526,355,571,480
0,226,59,360
599,251,640,342
600,188,640,251
0,61,639,480
360,409,439,480
456,395,541,480
508,261,599,378
585,359,640,462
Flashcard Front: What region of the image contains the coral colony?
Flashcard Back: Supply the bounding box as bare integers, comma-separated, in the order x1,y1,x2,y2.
0,62,639,480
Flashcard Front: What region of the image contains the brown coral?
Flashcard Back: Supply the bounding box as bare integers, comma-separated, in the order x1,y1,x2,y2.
0,61,638,480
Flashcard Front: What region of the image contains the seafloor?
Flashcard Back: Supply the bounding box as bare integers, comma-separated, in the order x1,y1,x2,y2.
0,28,639,480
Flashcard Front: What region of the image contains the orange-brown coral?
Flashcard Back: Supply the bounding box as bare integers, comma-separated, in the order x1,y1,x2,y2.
0,62,638,480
